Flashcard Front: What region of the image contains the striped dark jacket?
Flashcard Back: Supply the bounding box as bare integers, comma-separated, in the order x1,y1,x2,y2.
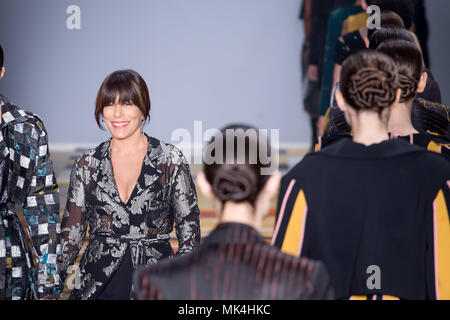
133,223,334,300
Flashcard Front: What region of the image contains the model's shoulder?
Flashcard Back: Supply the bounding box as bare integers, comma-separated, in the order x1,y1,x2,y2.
2,103,48,137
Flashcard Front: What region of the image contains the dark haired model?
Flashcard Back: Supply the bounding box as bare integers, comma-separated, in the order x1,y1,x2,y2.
133,125,334,300
377,40,450,160
0,45,61,300
323,27,445,147
59,70,200,300
273,50,450,300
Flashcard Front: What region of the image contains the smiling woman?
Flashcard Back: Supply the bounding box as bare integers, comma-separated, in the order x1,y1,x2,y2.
94,70,151,130
59,69,201,300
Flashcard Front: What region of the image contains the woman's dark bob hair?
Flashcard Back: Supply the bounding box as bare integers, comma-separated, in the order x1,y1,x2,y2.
95,69,151,129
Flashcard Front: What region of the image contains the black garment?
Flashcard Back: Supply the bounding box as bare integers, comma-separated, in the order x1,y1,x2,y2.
334,30,366,65
273,138,450,299
412,98,448,139
95,247,134,300
308,0,355,66
61,134,201,300
397,132,450,161
414,0,430,68
310,117,319,152
134,223,335,300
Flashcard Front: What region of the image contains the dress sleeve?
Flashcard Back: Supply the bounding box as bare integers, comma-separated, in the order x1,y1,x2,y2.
170,152,200,255
23,119,62,299
59,155,89,287
427,180,450,299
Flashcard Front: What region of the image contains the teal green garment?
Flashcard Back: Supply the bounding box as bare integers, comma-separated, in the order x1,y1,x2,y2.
319,5,363,116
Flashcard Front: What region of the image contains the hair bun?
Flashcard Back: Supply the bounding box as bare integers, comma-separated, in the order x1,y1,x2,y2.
348,66,398,111
212,165,258,203
398,74,418,102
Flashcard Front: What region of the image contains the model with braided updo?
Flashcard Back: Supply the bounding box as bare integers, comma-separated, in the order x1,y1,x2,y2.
323,27,447,148
273,50,450,300
133,124,334,300
334,50,401,146
377,40,450,160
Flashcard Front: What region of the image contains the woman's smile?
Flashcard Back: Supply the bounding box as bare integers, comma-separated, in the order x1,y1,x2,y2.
111,121,130,128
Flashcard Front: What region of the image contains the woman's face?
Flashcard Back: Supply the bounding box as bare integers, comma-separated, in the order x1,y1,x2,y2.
102,96,145,140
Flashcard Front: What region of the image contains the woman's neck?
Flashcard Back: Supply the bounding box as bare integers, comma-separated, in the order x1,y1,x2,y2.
387,101,419,137
110,130,147,154
219,201,260,231
351,111,390,146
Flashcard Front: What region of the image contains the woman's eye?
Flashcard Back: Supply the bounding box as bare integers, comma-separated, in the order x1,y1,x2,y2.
125,101,133,106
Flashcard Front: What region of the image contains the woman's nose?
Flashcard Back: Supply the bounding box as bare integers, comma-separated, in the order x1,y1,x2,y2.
113,104,123,117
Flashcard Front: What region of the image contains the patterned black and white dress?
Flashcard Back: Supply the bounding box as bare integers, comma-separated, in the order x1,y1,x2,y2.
60,134,200,300
0,99,61,300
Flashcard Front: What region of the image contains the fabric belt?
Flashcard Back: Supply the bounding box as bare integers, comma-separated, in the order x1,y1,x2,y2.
91,233,171,266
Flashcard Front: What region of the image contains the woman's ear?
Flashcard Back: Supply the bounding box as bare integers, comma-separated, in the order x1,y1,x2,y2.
0,67,5,80
416,72,428,94
393,88,402,106
196,172,214,199
335,90,347,112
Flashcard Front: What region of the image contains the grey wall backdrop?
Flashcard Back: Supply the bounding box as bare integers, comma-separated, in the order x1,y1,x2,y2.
0,0,448,146
0,0,307,146
426,0,450,106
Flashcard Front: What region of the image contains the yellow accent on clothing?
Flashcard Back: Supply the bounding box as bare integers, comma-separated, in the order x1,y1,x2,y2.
6,257,12,268
383,295,400,300
435,189,450,300
347,12,368,33
350,295,367,300
427,140,442,154
281,190,307,256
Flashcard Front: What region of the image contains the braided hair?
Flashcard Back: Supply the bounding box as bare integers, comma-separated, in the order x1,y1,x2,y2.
340,50,399,114
377,40,423,103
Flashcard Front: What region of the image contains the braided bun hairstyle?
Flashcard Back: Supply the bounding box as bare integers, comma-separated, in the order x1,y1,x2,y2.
340,50,399,114
377,40,423,103
203,124,271,206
